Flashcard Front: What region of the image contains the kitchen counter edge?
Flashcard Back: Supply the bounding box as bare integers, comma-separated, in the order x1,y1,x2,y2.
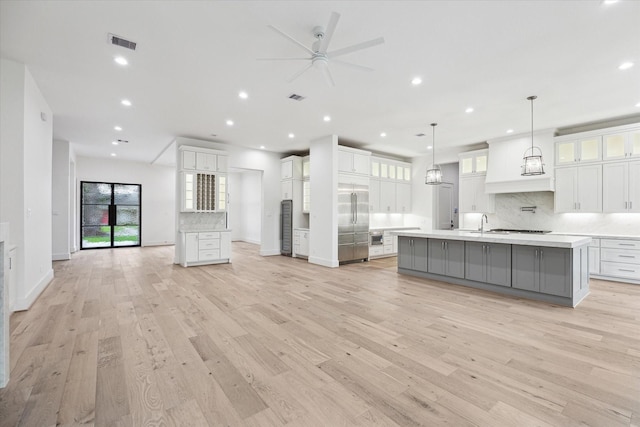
391,230,590,248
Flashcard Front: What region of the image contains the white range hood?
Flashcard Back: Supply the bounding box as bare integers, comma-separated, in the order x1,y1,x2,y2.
484,129,555,194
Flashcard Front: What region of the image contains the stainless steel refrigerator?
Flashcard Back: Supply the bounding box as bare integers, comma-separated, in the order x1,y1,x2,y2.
338,181,369,264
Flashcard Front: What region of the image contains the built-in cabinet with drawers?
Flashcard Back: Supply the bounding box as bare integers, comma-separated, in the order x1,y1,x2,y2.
281,155,309,258
183,231,231,267
369,156,412,213
180,146,228,212
294,228,309,258
458,149,495,213
555,124,640,213
592,237,640,283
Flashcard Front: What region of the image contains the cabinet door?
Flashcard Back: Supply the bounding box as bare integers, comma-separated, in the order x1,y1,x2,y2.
182,150,196,170
196,152,216,171
539,247,571,297
217,175,227,211
630,130,640,158
397,237,413,270
217,155,228,173
465,242,486,282
352,153,370,175
602,162,627,213
281,160,293,179
281,180,293,200
303,180,311,213
369,179,380,212
473,176,494,213
512,245,539,291
554,167,576,213
182,172,195,212
576,164,602,212
475,154,487,174
427,239,446,275
588,246,600,275
445,240,465,279
396,182,411,213
185,233,199,262
485,243,511,287
578,137,601,162
300,231,309,256
302,156,310,178
412,238,429,273
338,151,353,173
379,180,396,212
556,141,577,165
458,177,475,213
629,161,640,212
603,133,627,161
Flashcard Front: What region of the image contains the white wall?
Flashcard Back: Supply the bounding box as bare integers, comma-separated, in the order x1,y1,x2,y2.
75,156,175,247
228,169,262,245
309,135,339,267
406,154,435,231
52,140,70,260
0,58,53,311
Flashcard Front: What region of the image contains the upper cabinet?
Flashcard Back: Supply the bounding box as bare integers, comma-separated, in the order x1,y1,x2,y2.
369,156,412,213
371,156,411,182
603,130,640,161
459,149,488,175
302,155,310,179
180,146,228,173
281,155,303,180
555,137,601,165
338,146,370,175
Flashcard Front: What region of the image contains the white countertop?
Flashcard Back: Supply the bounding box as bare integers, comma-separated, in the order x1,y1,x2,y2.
370,226,421,232
392,229,591,248
550,232,640,240
179,228,231,233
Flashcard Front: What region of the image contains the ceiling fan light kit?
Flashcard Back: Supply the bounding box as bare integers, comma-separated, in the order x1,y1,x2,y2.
521,95,546,176
425,123,442,185
260,11,384,86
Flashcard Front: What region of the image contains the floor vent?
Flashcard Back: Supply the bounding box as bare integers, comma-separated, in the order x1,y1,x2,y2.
288,94,305,101
108,33,137,51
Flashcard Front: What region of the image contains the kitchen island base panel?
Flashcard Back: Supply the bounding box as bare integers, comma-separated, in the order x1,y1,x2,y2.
398,268,590,308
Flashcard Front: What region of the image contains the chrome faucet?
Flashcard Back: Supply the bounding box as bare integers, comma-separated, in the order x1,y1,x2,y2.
480,214,488,232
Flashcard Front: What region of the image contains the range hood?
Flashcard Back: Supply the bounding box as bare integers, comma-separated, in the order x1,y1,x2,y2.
484,129,555,194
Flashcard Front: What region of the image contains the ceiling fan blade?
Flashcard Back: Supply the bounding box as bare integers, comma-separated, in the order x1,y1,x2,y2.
287,63,313,83
268,25,314,55
332,59,374,72
327,37,385,58
257,57,311,61
318,11,340,53
322,65,335,87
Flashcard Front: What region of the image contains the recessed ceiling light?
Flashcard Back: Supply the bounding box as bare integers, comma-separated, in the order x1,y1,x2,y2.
288,133,295,138
465,107,474,113
110,153,117,157
323,115,331,122
226,119,234,126
238,91,248,99
636,101,640,107
411,77,422,85
121,99,132,107
603,0,618,4
506,129,514,134
380,132,387,137
114,56,128,66
427,146,433,150
114,125,122,131
618,61,634,70
112,141,119,145
260,145,265,149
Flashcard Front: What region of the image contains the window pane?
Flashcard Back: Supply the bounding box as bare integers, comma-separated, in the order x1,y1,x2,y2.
82,205,109,226
114,184,140,205
83,182,111,204
82,226,111,248
113,226,140,246
116,206,139,225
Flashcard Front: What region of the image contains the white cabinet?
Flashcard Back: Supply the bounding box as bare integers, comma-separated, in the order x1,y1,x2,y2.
302,180,310,213
603,161,640,212
182,231,231,266
369,179,380,212
302,155,310,179
181,148,227,173
294,228,309,257
555,137,601,165
396,182,411,213
588,239,600,275
379,180,396,212
369,157,412,213
281,180,293,200
338,147,370,175
459,175,495,213
182,150,196,170
599,238,640,282
196,152,217,172
554,165,602,213
181,172,226,212
603,130,640,161
281,156,302,180
459,150,488,175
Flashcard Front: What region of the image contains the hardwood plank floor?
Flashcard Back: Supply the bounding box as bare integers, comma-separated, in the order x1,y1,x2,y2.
1,242,639,426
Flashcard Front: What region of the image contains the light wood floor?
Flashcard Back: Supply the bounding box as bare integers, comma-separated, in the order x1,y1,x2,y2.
1,242,639,426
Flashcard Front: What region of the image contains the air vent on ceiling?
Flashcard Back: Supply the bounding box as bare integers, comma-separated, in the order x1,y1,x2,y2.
117,139,129,144
288,94,305,101
108,33,137,51
415,133,426,137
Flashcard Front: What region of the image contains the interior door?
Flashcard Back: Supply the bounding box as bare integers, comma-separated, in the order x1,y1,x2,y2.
81,181,141,249
435,183,453,229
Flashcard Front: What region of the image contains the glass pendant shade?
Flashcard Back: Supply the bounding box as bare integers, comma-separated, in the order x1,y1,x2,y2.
425,122,442,185
521,95,545,176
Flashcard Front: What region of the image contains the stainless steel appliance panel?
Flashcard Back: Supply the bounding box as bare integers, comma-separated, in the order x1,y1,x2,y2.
338,181,370,264
280,200,293,256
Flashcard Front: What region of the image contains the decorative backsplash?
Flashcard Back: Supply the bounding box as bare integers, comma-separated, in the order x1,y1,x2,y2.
179,212,226,231
461,191,640,236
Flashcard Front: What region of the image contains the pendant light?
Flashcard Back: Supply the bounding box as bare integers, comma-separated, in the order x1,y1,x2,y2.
521,95,545,176
425,123,442,185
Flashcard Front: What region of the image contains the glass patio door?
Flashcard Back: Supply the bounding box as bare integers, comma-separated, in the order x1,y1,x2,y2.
81,181,141,249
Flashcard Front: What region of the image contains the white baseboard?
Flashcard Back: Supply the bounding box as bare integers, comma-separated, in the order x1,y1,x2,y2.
260,249,281,256
13,268,54,312
308,256,339,268
142,241,175,247
52,252,70,261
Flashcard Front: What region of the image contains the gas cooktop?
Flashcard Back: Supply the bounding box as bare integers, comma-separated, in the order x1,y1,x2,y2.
490,229,551,234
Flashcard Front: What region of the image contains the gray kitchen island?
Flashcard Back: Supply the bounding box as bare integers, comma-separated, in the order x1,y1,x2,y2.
394,230,591,307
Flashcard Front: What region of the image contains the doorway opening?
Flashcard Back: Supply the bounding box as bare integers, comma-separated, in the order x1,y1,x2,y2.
80,181,141,249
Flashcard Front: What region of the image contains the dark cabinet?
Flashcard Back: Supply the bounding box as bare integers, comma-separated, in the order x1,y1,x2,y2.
465,241,511,287
428,239,465,278
512,245,571,297
397,236,428,272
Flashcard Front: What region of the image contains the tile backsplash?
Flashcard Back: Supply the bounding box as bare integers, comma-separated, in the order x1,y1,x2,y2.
179,212,226,231
461,191,640,236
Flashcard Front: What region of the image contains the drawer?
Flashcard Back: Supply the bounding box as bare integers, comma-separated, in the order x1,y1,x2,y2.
600,238,640,250
383,236,393,245
601,248,640,265
199,239,220,250
589,238,600,248
383,244,394,254
369,246,384,257
199,249,221,261
600,261,640,280
199,231,220,239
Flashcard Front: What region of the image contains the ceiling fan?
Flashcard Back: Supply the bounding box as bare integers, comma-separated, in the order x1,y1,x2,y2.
259,11,385,86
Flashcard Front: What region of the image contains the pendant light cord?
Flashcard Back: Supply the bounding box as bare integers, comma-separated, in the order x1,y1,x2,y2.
527,96,536,152
431,123,437,167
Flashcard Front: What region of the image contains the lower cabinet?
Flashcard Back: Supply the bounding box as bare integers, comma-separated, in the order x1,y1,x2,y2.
398,236,428,272
464,241,511,287
428,239,465,278
512,246,571,297
183,231,231,266
294,228,309,258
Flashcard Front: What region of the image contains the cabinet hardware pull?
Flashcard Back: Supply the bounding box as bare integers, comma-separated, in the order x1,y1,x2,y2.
618,255,635,258
630,201,633,209
625,202,628,209
540,249,543,258
618,269,635,272
619,243,634,246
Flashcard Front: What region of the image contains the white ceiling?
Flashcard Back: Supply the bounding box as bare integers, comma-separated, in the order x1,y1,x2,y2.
1,1,639,164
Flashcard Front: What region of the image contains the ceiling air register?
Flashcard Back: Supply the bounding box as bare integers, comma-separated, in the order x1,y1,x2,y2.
425,123,442,185
521,95,545,176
